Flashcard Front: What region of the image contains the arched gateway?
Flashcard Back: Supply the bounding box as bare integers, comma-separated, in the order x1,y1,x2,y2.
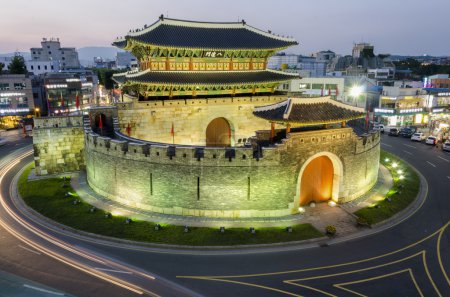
297,152,343,206
206,117,232,147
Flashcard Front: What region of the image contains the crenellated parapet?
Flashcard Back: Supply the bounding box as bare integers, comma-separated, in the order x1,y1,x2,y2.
84,125,380,218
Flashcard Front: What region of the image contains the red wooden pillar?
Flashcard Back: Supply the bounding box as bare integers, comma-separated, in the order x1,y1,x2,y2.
286,123,291,134
270,122,276,142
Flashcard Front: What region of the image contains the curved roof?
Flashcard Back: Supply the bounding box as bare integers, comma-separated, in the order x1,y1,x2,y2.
253,97,365,126
113,69,299,85
113,17,298,50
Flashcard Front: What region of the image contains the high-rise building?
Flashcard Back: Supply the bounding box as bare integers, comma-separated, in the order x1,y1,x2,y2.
30,38,80,71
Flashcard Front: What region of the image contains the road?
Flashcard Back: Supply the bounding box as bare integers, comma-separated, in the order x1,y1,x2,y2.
0,133,448,296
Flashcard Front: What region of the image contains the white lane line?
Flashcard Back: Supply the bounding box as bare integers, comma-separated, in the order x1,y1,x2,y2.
427,161,436,168
94,267,133,275
403,150,413,155
447,176,450,180
403,144,416,149
23,284,65,295
437,156,449,162
381,143,392,147
18,244,41,255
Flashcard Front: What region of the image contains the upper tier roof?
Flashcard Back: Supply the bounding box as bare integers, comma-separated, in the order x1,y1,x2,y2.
253,97,365,126
113,16,298,50
113,69,299,85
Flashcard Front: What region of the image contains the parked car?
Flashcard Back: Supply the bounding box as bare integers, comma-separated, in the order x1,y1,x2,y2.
388,128,399,136
443,141,450,152
425,136,437,145
399,127,415,138
0,137,7,147
411,132,426,142
373,124,385,133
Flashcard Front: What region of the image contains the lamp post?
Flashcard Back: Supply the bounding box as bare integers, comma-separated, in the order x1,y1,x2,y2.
34,107,40,118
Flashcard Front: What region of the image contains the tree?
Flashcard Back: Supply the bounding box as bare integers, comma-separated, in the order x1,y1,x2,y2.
0,62,4,74
8,55,27,74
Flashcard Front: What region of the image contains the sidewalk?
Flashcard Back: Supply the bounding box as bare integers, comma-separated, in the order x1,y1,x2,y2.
70,166,393,234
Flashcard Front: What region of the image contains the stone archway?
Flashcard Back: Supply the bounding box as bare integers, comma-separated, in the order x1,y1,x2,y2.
297,152,343,206
206,117,232,147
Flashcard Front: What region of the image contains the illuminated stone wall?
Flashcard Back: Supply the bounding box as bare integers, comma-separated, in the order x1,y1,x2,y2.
117,95,286,145
33,116,85,175
85,128,380,218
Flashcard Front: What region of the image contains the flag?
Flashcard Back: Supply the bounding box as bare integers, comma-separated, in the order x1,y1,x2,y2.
47,94,51,115
335,86,339,96
75,92,80,109
328,88,332,96
99,115,103,130
126,122,131,136
170,122,174,137
321,88,324,96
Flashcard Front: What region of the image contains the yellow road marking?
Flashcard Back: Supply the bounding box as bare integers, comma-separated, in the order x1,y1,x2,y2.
333,269,423,297
437,221,450,285
422,251,443,297
178,276,302,297
178,222,449,279
285,252,423,282
283,280,338,297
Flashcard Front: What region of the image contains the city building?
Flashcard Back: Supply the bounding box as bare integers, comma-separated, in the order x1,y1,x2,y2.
116,51,138,70
43,72,97,115
30,38,80,71
34,16,379,220
267,53,326,77
277,77,344,101
0,74,34,129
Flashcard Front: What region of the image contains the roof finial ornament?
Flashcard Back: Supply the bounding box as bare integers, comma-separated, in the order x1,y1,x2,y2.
242,19,246,25
159,14,164,21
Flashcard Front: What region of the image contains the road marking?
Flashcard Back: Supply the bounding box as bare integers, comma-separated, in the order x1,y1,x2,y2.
437,156,449,162
426,161,436,168
381,143,392,147
403,150,413,155
18,244,41,255
403,144,416,149
447,176,450,180
94,267,133,275
23,284,65,295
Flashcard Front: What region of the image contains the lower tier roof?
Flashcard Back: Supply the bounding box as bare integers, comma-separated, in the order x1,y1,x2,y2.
253,97,366,126
113,69,298,86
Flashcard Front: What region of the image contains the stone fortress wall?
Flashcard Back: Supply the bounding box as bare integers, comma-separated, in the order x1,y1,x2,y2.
85,125,380,218
33,116,85,175
117,94,287,145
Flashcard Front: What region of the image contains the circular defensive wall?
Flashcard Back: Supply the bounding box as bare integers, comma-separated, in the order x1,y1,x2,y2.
84,97,380,219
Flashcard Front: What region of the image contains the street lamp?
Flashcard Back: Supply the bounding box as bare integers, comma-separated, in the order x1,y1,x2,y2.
34,107,40,118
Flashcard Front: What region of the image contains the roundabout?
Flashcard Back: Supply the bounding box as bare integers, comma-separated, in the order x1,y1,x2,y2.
0,133,448,296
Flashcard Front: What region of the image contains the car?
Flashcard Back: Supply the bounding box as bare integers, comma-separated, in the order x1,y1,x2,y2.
425,136,437,145
388,128,399,136
0,138,7,147
443,141,450,152
399,127,415,138
411,132,426,142
373,124,385,133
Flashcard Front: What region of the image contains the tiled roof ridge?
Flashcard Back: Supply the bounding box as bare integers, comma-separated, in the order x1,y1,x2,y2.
114,17,297,44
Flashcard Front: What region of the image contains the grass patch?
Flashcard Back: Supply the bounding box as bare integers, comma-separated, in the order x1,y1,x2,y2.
354,151,420,225
19,164,323,246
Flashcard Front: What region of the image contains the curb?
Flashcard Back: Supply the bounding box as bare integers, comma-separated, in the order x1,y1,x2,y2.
11,158,428,254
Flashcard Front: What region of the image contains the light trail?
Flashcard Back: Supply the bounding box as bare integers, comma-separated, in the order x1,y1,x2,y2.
0,149,161,296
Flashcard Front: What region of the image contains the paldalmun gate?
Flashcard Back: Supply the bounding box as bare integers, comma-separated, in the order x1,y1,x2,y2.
33,16,380,218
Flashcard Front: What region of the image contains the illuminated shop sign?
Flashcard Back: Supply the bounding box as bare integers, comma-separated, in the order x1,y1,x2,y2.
0,92,26,97
66,78,81,82
202,51,225,58
399,108,423,114
437,92,450,96
46,84,68,89
0,108,30,114
374,108,394,114
432,108,444,113
82,82,93,87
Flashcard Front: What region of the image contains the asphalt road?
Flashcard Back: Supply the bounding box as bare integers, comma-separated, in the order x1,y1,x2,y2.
0,133,448,297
